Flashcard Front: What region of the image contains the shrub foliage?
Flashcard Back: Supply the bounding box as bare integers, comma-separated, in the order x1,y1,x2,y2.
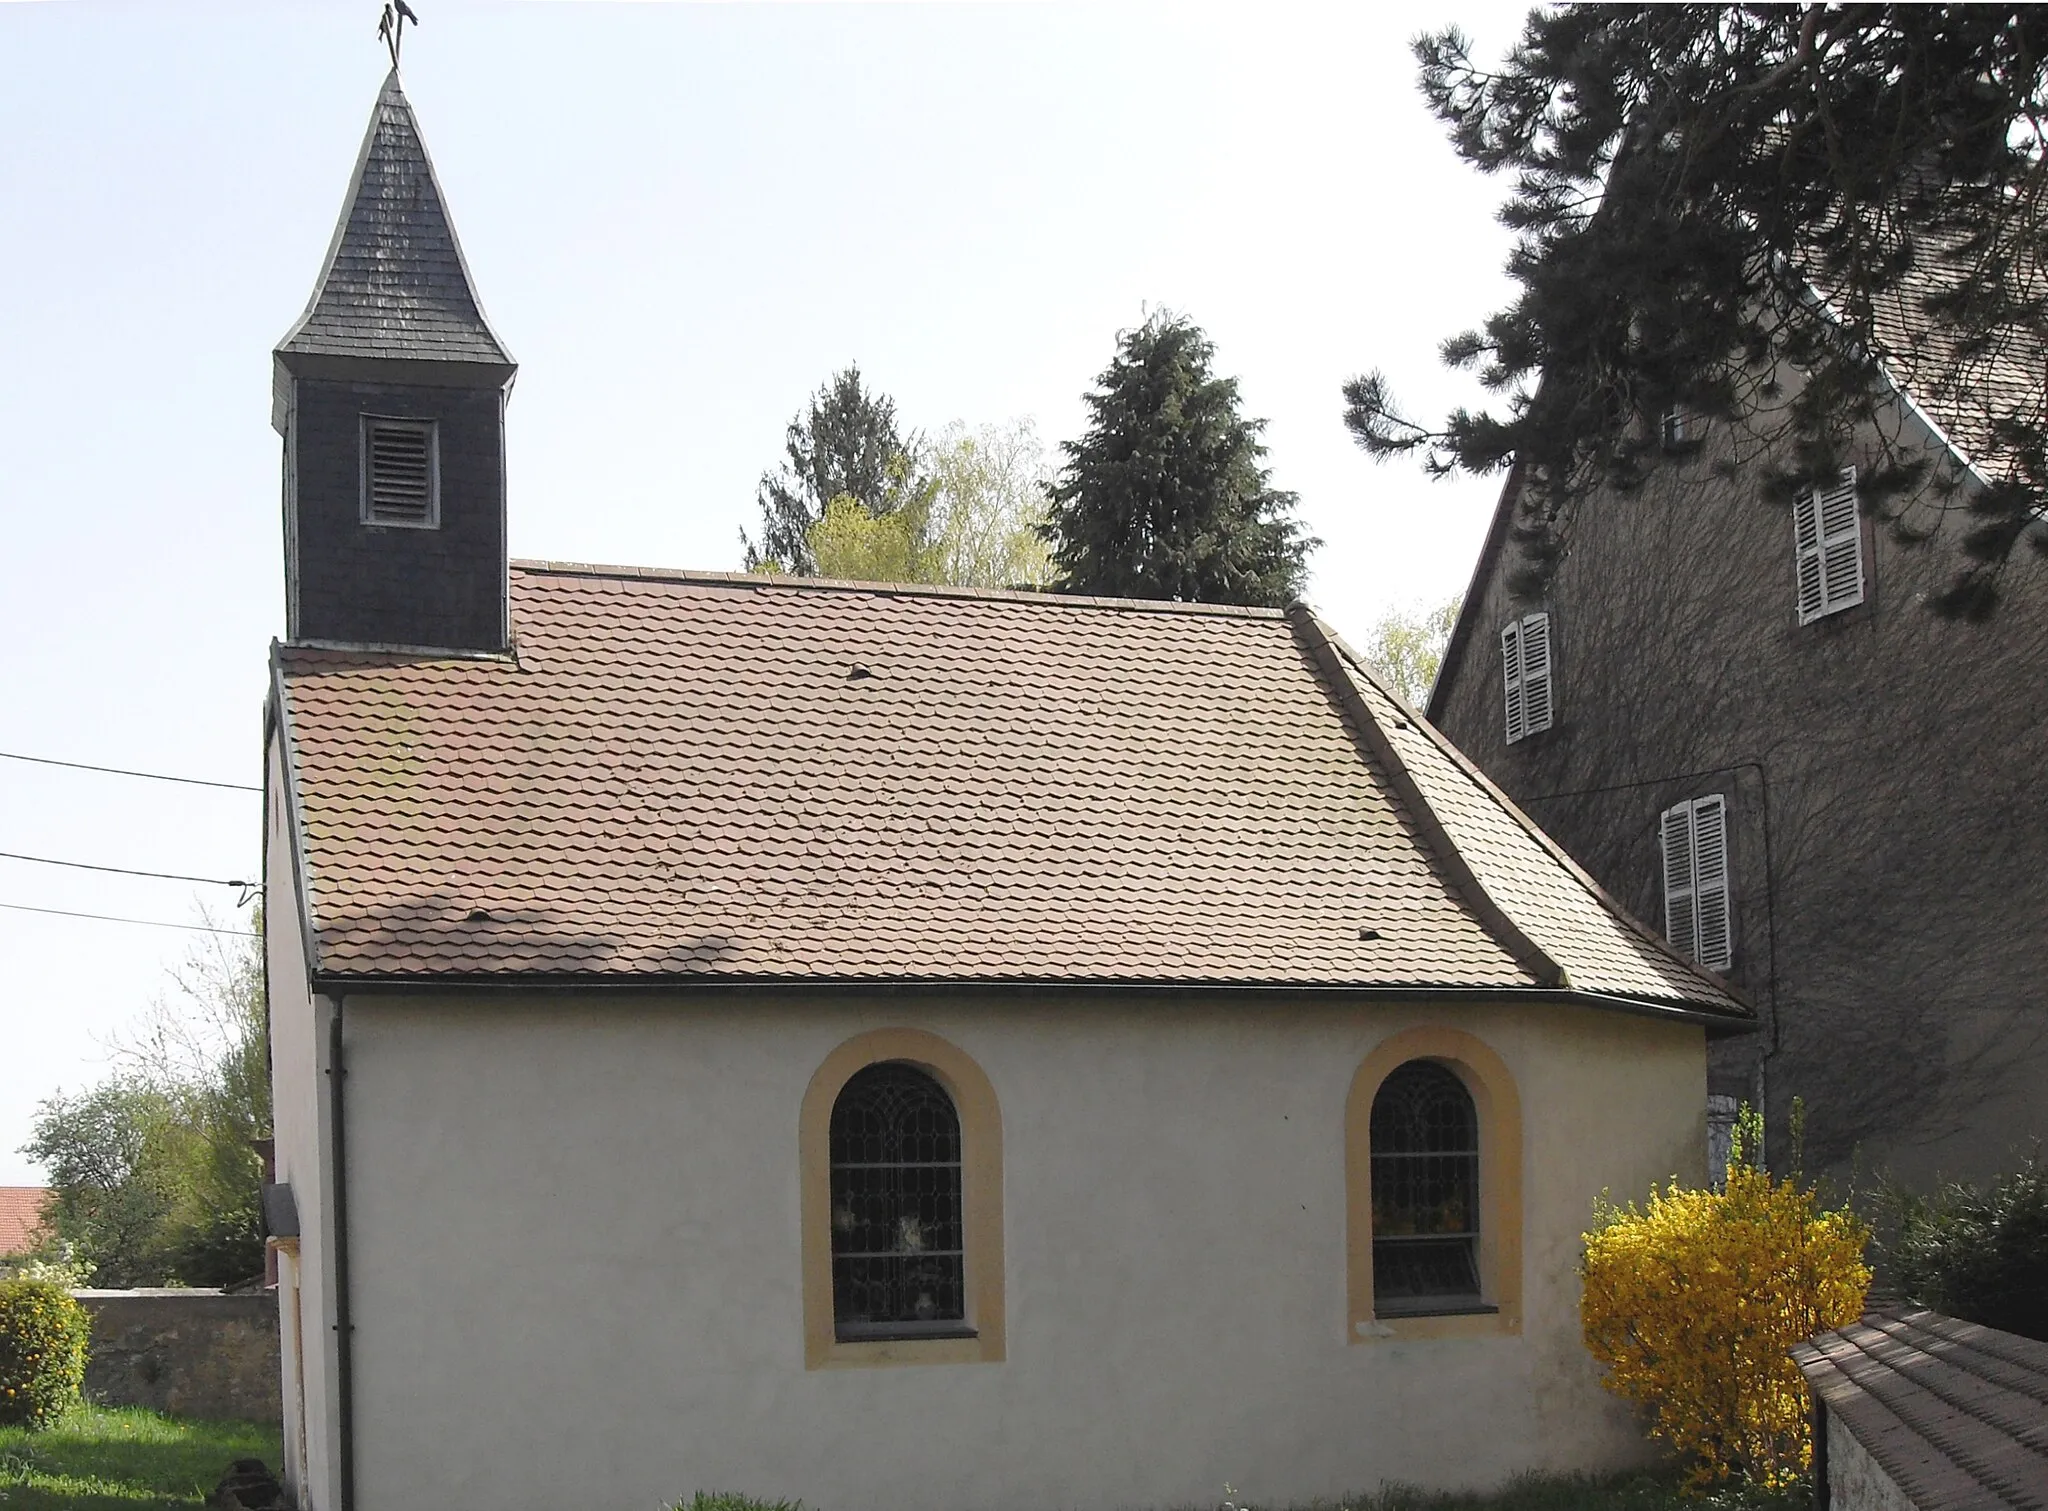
1883,1147,2048,1343
0,1279,91,1429
1580,1112,1869,1488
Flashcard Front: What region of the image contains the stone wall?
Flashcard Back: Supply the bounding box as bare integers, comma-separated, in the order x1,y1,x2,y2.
73,1289,281,1423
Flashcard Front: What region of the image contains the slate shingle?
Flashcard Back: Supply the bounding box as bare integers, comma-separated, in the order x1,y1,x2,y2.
276,71,511,367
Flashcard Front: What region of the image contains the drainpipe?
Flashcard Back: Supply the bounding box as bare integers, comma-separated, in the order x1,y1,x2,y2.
327,999,355,1511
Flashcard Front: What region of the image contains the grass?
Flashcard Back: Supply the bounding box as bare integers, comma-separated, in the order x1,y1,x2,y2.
664,1475,1810,1511
0,1404,275,1510
0,1418,1805,1511
1249,1472,1811,1511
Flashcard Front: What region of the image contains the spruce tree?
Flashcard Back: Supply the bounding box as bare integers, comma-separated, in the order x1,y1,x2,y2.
1044,313,1314,606
744,366,922,575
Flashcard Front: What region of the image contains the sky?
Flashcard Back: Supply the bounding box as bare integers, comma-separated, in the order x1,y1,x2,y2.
0,0,1532,1185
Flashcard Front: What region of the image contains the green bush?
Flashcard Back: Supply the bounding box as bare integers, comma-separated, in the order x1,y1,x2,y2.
1883,1147,2048,1342
667,1494,805,1511
0,1279,91,1429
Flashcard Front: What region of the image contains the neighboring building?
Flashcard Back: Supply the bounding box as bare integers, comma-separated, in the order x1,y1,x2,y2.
1792,1309,2048,1510
0,1186,50,1261
261,75,1748,1511
1429,265,2048,1185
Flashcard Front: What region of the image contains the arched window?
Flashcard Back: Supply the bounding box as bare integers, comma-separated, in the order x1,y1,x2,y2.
1369,1060,1482,1314
828,1062,968,1339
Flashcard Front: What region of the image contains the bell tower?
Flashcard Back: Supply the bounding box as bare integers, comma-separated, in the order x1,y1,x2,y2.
274,72,515,653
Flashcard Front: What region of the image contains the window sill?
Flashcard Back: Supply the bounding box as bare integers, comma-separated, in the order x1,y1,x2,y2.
1374,1299,1496,1319
1353,1304,1520,1343
813,1329,999,1370
835,1324,978,1343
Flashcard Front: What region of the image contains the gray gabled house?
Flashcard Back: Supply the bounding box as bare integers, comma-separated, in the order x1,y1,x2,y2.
1428,258,2048,1185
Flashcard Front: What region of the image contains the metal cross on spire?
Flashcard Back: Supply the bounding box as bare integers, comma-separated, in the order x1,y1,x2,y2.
378,0,420,69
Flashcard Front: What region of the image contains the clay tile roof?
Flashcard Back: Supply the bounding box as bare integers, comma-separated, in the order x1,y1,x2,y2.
1793,1309,2048,1511
0,1187,50,1258
276,71,512,368
270,563,1749,1013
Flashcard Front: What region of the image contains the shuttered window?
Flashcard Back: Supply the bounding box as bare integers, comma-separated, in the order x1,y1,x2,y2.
361,417,440,527
1499,612,1554,744
1660,794,1732,972
1793,467,1862,622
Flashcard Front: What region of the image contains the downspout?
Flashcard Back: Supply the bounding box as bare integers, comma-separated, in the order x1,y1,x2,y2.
327,998,355,1511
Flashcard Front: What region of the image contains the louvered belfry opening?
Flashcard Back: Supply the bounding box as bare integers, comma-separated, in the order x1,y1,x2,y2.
278,73,514,650
828,1063,970,1339
1370,1060,1484,1314
362,418,438,526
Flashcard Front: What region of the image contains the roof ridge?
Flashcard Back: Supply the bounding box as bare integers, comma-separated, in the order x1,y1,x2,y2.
1309,611,1748,1014
1285,604,1559,993
508,559,1290,618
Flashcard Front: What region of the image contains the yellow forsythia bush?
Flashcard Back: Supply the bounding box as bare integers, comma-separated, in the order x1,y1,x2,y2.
0,1277,91,1429
1580,1111,1869,1489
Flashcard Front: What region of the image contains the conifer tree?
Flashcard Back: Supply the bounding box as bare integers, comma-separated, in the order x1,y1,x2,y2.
1044,313,1314,606
1345,6,2048,619
744,367,924,575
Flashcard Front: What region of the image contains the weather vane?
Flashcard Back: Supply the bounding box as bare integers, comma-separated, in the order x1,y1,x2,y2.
378,1,419,69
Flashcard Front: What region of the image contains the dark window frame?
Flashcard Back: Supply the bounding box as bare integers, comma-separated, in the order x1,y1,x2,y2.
827,1061,974,1343
1369,1059,1492,1318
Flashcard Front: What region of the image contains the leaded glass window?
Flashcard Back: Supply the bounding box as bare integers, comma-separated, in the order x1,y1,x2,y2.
1370,1060,1483,1315
828,1063,969,1340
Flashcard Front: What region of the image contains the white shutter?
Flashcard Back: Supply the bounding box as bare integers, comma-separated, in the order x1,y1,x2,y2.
1816,468,1864,615
1793,486,1826,622
1690,794,1732,971
1795,467,1860,622
1660,802,1697,960
1500,620,1526,744
1520,613,1553,736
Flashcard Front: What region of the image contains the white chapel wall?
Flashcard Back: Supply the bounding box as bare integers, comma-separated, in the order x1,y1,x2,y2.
334,990,1704,1511
263,732,339,1511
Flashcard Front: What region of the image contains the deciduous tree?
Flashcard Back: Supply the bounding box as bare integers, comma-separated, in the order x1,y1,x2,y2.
22,920,268,1288
1361,596,1461,707
921,420,1053,591
799,419,1055,591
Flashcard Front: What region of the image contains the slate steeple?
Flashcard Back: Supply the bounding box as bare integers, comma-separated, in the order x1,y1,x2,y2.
274,71,515,654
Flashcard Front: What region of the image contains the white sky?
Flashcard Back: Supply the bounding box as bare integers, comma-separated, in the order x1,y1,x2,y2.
0,0,1530,1184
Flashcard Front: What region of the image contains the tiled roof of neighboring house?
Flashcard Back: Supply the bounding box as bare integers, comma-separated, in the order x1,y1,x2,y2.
271,562,1747,1015
1793,1308,2048,1511
0,1187,49,1259
1860,231,2045,481
276,71,512,367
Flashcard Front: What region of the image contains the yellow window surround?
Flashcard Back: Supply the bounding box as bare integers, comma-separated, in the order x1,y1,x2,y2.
1346,1026,1524,1342
799,1027,1006,1370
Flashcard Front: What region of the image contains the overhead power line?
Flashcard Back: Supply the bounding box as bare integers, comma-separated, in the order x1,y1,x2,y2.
0,849,256,890
0,900,258,938
0,748,260,793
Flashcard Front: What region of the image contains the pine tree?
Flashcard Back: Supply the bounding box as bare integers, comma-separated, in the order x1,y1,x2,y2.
744,367,923,575
1044,313,1314,606
1344,6,2048,619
